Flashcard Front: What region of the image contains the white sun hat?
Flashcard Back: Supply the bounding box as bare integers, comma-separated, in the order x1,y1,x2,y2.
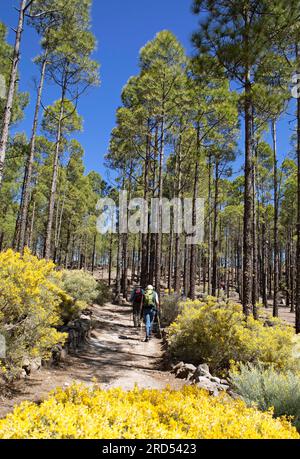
146,285,154,290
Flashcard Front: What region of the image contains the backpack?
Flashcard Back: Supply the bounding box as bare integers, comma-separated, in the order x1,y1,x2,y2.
133,288,143,303
144,290,155,308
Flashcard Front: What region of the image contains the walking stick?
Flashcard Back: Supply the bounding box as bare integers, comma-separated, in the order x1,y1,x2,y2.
139,295,144,341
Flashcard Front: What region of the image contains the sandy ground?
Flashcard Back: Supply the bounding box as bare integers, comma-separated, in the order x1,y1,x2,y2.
0,302,184,419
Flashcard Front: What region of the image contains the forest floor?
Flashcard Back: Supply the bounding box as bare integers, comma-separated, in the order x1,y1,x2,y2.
0,301,185,419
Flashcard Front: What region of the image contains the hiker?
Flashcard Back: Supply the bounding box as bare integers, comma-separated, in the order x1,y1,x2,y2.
130,285,144,327
140,285,159,342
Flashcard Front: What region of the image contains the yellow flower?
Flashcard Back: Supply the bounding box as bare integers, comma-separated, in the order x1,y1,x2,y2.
0,383,298,439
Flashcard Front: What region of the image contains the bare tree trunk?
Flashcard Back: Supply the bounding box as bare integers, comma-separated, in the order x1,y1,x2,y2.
272,120,280,317
108,232,113,287
0,0,29,185
141,122,150,287
16,56,47,251
261,216,268,308
189,160,199,299
212,160,219,296
291,233,295,313
91,233,97,274
155,114,165,297
174,137,182,294
296,44,300,331
115,214,122,302
44,84,66,260
243,69,253,316
184,241,189,297
252,137,258,319
168,229,174,294
208,153,212,294
27,198,36,251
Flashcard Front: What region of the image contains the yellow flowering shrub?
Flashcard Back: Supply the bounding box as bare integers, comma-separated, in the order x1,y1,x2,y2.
0,249,67,372
168,298,296,373
0,383,298,439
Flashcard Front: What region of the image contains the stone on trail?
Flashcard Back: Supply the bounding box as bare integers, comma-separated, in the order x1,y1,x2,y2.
173,363,196,380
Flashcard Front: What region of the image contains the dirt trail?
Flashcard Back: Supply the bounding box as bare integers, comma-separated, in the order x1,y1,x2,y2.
0,302,184,418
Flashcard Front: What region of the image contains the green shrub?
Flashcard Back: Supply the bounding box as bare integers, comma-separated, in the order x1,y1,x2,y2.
167,297,297,374
160,294,181,327
61,270,99,305
94,280,111,305
58,270,100,323
59,271,111,322
229,363,300,431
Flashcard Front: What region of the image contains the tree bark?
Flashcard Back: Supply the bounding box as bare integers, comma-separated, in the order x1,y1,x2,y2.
272,119,280,317
0,0,28,186
212,160,219,296
243,73,253,316
296,45,300,333
16,56,47,251
189,160,199,300
44,84,66,260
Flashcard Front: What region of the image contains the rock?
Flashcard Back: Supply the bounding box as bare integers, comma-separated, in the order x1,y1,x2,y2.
210,376,221,384
191,363,210,381
219,384,229,391
197,376,214,385
197,363,210,374
22,357,41,375
228,390,240,400
19,369,27,379
210,389,219,397
79,314,92,321
196,378,218,393
171,361,184,373
175,363,196,380
27,357,42,372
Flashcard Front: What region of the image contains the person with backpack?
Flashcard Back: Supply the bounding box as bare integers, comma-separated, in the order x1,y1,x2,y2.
130,286,144,328
140,285,159,342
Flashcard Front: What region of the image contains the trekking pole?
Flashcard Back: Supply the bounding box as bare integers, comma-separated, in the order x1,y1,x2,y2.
139,295,144,341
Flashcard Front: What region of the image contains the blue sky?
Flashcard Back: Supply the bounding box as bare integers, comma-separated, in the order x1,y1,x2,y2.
0,0,296,185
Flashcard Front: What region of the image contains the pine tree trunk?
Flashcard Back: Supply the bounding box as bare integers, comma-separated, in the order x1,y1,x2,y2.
115,215,122,302
108,232,113,286
252,138,258,318
272,120,280,317
44,85,66,260
189,160,199,299
296,46,300,333
168,229,174,293
286,228,291,310
141,122,150,287
92,233,97,274
243,72,253,316
155,115,165,297
262,217,268,308
16,56,47,251
174,137,182,294
208,153,212,295
183,241,189,297
212,161,219,296
27,198,36,251
0,0,28,186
